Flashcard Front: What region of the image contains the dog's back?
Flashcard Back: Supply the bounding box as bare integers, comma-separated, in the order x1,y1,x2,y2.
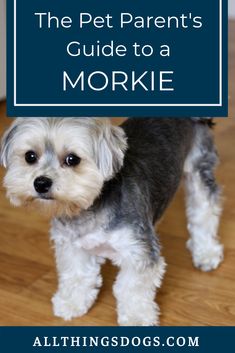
110,118,195,222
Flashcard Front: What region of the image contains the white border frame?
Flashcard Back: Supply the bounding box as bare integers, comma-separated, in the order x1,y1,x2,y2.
13,0,223,107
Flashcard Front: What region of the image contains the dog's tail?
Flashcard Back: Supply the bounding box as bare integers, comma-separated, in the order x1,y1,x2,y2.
191,117,215,128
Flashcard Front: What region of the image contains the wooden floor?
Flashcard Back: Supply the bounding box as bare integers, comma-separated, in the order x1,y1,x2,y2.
0,22,234,326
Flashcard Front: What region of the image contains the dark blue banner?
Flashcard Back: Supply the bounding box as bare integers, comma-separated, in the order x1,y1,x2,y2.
0,327,234,353
7,0,228,116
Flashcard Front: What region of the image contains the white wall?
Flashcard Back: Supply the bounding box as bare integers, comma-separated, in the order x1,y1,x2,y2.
229,0,235,18
0,0,6,100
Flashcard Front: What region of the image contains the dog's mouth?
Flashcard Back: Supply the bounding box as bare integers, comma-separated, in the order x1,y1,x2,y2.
35,195,55,201
31,196,82,218
20,194,82,218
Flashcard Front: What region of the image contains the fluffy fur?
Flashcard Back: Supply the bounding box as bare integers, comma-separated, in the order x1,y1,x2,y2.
0,117,223,325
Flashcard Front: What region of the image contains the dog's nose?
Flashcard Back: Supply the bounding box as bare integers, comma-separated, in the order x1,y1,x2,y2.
34,176,53,194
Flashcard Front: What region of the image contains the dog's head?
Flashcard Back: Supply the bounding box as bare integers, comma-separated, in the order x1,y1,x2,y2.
0,118,127,217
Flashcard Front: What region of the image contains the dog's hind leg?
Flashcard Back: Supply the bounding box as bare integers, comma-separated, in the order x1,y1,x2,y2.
183,124,224,271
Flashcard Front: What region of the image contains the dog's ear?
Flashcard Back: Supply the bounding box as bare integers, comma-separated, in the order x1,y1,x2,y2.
95,120,127,180
0,121,19,168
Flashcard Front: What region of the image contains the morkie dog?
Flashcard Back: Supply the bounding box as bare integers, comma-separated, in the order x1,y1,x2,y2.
0,117,223,325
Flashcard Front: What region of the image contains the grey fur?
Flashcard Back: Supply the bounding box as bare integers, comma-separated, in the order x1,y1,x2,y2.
54,118,220,267
44,140,58,168
0,125,18,167
194,125,220,195
0,117,220,268
1,117,223,325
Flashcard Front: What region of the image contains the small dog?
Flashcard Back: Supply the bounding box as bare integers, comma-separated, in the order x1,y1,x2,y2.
0,117,223,326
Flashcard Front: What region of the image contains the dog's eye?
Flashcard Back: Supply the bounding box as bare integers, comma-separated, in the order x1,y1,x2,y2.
64,153,81,167
25,151,38,164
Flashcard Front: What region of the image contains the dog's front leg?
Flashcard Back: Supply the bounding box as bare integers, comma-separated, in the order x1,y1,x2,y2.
50,225,102,320
113,256,166,326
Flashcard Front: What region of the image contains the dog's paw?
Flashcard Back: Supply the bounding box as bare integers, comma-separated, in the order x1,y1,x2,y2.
117,303,159,326
52,288,98,320
118,316,159,326
187,239,224,272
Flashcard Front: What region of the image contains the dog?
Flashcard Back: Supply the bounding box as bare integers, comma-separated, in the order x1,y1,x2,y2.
0,117,223,326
